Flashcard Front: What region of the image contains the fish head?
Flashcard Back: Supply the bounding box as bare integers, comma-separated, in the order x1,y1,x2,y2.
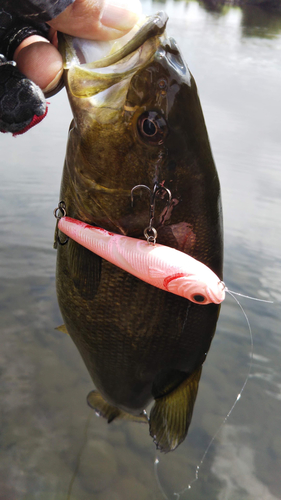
59,12,172,231
60,12,168,127
58,12,169,230
59,12,218,245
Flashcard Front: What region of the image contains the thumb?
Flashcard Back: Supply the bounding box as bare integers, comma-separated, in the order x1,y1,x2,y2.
47,0,142,41
14,36,63,94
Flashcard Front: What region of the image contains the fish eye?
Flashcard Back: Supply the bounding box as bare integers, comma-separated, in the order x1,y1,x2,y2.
142,118,157,137
192,294,207,304
137,111,168,145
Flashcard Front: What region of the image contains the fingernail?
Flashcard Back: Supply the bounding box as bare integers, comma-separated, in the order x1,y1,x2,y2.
101,0,142,32
42,68,63,95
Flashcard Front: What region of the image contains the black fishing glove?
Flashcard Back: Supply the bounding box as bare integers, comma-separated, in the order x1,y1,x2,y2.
0,9,50,135
0,1,75,134
0,54,47,135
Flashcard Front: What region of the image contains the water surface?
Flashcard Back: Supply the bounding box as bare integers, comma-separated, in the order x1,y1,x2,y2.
0,1,280,499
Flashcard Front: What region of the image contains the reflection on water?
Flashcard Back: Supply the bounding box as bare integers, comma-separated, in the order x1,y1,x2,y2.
241,5,281,38
0,1,280,499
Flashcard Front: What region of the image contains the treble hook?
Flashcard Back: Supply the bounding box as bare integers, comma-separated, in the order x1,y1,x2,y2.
131,183,172,244
53,200,67,219
53,201,69,246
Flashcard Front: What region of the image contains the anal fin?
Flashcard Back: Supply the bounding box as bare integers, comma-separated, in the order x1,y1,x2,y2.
149,365,202,453
87,390,148,424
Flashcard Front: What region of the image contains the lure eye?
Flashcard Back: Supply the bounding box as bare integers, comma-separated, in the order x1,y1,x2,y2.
137,111,168,145
192,294,207,304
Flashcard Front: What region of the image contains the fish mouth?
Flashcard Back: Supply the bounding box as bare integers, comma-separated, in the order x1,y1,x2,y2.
59,11,168,98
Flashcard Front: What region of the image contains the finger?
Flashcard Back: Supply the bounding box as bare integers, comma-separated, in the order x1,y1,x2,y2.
48,0,142,41
14,36,63,93
48,28,59,48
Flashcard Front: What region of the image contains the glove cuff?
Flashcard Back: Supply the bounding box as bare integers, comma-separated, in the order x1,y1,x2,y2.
1,23,49,60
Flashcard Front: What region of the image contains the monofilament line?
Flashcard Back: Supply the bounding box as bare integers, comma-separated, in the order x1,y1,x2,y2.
154,456,170,500
66,410,92,500
154,288,272,499
172,290,255,498
225,287,274,303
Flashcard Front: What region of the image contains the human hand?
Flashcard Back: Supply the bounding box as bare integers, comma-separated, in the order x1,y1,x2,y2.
14,0,142,95
0,0,142,135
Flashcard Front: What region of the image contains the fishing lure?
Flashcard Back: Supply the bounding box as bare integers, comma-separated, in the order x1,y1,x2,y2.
57,216,225,305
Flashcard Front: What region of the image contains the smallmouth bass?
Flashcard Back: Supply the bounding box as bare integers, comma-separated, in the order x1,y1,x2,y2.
55,12,223,452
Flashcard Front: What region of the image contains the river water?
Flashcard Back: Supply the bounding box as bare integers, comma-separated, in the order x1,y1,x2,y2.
0,1,280,499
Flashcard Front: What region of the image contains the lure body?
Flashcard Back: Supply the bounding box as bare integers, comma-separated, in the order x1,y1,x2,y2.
58,217,225,305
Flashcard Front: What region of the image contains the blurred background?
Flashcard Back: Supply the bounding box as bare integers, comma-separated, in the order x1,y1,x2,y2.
0,1,280,499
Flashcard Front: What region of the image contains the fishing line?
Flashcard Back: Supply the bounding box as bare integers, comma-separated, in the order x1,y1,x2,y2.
225,288,274,303
154,289,271,499
178,291,254,497
66,410,93,500
154,455,170,500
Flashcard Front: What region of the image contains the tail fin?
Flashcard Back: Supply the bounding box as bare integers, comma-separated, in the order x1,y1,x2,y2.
149,366,202,453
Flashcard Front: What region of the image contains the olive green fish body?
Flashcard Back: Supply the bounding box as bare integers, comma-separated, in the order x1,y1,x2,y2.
56,12,223,451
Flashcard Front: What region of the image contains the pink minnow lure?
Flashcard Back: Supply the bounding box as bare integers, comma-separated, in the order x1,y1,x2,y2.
58,217,225,305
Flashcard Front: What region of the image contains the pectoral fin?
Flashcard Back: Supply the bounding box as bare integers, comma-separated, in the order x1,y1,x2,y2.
68,239,101,300
149,365,202,453
55,324,69,335
87,390,148,424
